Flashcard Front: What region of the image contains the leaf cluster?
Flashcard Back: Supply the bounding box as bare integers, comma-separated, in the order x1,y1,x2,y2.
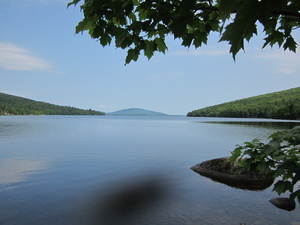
68,0,300,63
229,126,300,203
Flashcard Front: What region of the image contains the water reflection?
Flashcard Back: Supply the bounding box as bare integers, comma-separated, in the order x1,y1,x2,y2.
1,116,300,224
0,123,25,140
202,121,300,130
0,119,36,140
0,159,47,189
195,172,274,191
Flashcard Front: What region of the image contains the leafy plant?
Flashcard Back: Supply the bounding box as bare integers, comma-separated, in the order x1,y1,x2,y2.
229,126,300,203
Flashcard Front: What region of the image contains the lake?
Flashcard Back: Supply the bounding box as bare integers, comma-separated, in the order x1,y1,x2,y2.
0,115,300,225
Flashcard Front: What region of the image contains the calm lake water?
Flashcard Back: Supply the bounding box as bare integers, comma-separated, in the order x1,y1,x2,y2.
0,115,300,225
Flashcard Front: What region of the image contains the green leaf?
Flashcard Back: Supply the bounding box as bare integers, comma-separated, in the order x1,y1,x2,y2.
220,0,260,59
229,146,242,163
220,21,257,59
75,19,94,33
283,37,297,52
290,190,300,202
67,0,81,8
154,38,167,53
217,0,239,18
193,32,207,47
115,29,131,48
263,31,284,48
178,0,196,13
256,162,268,173
100,33,112,46
138,9,148,20
181,34,194,47
128,12,137,22
144,40,155,59
274,179,295,195
171,20,188,39
125,48,139,64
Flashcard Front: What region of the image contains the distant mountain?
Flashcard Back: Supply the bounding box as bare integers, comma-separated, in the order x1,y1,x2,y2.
187,87,300,120
108,108,168,116
0,92,105,116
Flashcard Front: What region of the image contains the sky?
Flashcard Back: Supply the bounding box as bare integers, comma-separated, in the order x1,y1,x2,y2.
1,0,300,115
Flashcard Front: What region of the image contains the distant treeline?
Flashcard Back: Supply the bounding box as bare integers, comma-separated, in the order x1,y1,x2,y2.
0,93,105,116
187,87,300,120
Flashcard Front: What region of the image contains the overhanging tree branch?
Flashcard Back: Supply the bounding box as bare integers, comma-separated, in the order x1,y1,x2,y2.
69,0,299,64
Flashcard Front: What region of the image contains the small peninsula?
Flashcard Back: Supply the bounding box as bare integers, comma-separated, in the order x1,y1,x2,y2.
0,92,104,116
187,87,300,120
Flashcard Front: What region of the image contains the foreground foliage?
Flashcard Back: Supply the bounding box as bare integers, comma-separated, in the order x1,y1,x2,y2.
0,93,104,116
68,0,300,64
229,126,300,202
187,87,300,120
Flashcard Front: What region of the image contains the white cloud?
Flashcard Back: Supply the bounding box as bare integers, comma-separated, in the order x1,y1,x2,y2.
277,68,295,75
0,42,53,71
256,51,298,60
255,50,300,75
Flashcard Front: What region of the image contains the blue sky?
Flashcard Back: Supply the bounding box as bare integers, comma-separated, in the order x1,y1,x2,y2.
1,0,300,115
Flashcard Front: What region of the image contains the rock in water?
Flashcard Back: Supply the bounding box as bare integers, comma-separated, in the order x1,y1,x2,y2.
269,198,296,211
191,157,274,190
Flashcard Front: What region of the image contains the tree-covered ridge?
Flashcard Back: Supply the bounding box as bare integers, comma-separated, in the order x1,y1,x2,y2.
0,93,105,116
187,87,300,120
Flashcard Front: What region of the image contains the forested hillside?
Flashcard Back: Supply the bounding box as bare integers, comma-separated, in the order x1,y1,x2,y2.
187,87,300,120
0,93,104,116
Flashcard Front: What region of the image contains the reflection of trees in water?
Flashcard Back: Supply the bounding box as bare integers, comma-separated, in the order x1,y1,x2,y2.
0,123,28,140
204,121,300,130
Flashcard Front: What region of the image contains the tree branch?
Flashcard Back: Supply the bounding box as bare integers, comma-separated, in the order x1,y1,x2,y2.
272,10,300,19
194,6,300,19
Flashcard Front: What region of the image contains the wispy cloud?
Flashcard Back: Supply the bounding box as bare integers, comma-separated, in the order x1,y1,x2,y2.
171,47,228,57
254,50,300,75
98,105,116,111
0,42,53,71
149,71,183,79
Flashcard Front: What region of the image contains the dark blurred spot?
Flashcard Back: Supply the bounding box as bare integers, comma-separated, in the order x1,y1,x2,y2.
89,175,170,225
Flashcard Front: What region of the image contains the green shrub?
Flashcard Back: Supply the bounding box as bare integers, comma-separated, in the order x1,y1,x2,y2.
229,126,300,202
